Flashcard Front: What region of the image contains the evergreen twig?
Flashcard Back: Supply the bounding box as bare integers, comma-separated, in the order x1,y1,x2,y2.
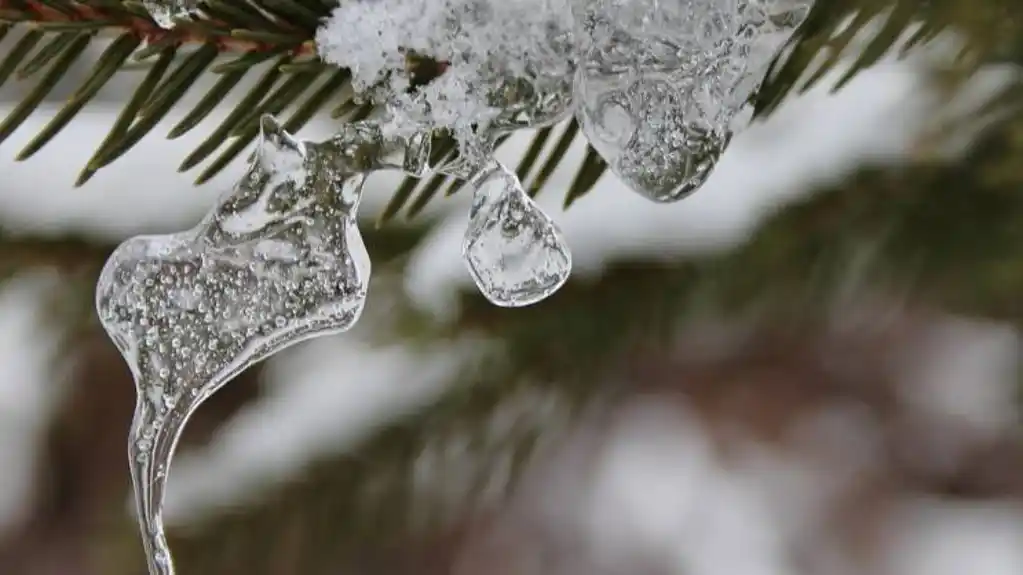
0,0,1015,216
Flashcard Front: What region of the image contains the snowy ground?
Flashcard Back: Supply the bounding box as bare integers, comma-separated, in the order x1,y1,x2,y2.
2,39,1022,573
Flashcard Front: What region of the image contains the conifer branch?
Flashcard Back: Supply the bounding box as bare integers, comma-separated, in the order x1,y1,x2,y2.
0,0,1015,219
0,0,318,55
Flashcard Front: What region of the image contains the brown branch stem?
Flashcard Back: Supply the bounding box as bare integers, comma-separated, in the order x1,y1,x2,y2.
0,0,316,55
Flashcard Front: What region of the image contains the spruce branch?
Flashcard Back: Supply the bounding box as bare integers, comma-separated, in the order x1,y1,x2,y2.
0,0,1015,219
0,0,319,54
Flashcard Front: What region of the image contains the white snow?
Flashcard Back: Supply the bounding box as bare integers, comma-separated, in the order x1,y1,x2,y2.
558,399,865,575
882,499,1023,575
161,334,475,524
316,0,573,141
896,315,1022,437
888,315,1023,480
0,271,67,536
0,103,472,241
317,0,572,91
0,106,331,241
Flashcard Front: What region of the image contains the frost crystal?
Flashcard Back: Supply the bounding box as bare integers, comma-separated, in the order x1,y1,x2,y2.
316,0,576,163
463,161,571,307
96,117,371,575
573,0,812,202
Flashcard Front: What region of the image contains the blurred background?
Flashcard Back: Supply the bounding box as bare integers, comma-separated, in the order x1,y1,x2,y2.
2,9,1023,575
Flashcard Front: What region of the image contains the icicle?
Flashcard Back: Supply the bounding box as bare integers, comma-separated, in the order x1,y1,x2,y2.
95,116,372,575
462,161,572,307
142,0,199,29
571,0,812,202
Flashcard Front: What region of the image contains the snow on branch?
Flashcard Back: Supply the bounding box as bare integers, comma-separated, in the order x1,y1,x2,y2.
316,0,575,147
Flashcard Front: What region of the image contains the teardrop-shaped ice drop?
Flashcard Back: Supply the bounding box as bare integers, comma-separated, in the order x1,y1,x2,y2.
577,76,733,202
142,0,198,29
572,0,813,203
462,162,571,307
96,116,371,575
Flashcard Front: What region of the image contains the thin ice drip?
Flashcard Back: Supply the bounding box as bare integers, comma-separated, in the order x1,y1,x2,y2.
96,117,373,574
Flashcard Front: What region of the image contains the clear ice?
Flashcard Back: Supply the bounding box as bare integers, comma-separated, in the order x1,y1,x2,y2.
463,161,572,307
95,116,373,575
572,0,813,202
142,0,198,29
318,120,433,178
425,70,576,180
462,69,576,163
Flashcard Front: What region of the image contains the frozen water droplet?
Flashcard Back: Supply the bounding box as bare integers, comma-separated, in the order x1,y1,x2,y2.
579,78,733,202
572,0,812,202
462,162,571,307
95,115,370,575
142,0,198,29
